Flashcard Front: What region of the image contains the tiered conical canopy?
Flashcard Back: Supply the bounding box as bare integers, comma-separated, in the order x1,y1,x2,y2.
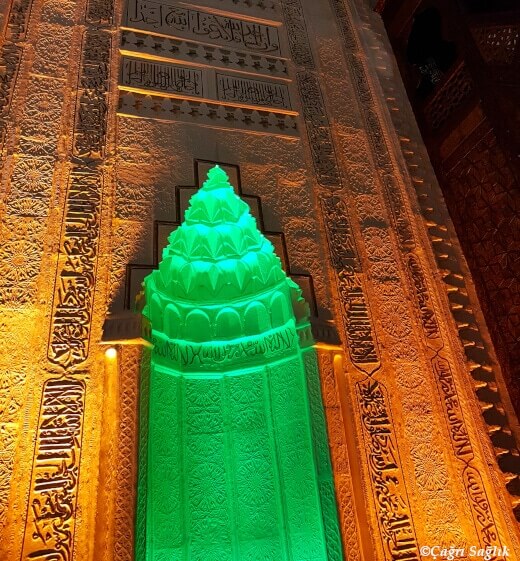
143,165,308,344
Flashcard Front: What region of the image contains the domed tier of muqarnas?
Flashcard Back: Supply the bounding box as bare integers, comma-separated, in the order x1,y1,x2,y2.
136,166,342,561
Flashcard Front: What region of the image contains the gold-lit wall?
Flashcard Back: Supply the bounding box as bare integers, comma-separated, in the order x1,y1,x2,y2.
0,0,519,559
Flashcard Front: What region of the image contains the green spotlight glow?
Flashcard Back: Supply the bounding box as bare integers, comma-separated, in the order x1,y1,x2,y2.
136,166,342,561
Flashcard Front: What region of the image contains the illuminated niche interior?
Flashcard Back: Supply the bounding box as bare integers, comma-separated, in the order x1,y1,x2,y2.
137,166,342,560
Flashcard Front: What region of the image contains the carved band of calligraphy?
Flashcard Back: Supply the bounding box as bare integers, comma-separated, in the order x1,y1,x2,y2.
320,196,380,369
297,72,342,189
124,0,281,55
464,466,501,548
120,58,204,97
21,378,86,561
406,254,441,340
47,168,104,368
0,0,35,155
119,57,292,111
74,31,111,159
86,0,115,25
328,0,417,253
217,73,291,109
22,0,114,559
152,325,297,371
280,0,315,68
357,379,420,561
326,0,505,545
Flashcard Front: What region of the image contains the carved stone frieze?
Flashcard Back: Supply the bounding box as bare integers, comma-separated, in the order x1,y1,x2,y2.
121,30,288,78
113,346,141,561
318,351,361,561
119,56,293,112
123,0,281,55
357,378,420,560
0,369,26,530
280,0,315,68
86,0,114,25
118,90,298,136
120,57,204,97
297,72,342,189
47,167,104,368
320,196,379,368
74,31,111,159
328,0,517,539
0,216,45,307
19,0,115,557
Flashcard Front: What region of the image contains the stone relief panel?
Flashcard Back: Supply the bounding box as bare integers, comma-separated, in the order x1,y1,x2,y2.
0,0,35,157
0,80,65,310
16,0,117,558
278,0,423,558
0,0,79,554
47,168,105,368
120,56,293,112
120,57,204,97
0,368,27,532
119,0,294,134
74,31,111,159
0,214,46,307
112,346,141,561
123,0,281,55
216,73,291,109
296,72,342,189
317,352,362,561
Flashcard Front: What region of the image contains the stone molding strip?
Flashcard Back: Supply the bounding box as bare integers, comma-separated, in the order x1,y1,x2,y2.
118,90,298,136
121,29,289,78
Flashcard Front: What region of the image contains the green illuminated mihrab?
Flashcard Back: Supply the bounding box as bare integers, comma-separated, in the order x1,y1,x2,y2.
136,166,342,561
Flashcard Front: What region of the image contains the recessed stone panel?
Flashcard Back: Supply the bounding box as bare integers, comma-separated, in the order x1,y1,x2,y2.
216,73,291,109
120,57,204,97
123,0,281,55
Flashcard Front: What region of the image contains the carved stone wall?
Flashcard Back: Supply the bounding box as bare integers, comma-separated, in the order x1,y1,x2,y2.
1,0,519,558
374,0,520,513
362,0,520,523
0,0,119,558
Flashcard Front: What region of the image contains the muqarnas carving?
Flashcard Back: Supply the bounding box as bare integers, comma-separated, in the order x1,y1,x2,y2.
136,166,342,561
